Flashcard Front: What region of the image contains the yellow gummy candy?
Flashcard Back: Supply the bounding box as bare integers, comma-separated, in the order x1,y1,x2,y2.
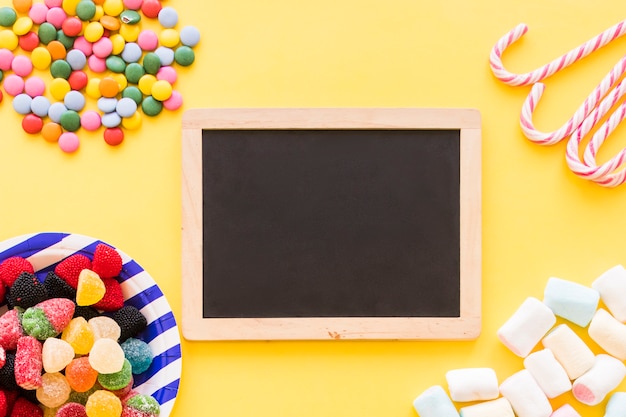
85,390,122,417
76,269,106,306
62,317,95,355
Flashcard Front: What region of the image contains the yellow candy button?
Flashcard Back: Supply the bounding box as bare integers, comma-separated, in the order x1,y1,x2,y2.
92,5,104,21
84,21,104,42
119,23,140,42
86,77,102,99
62,0,81,16
0,30,18,50
137,74,156,95
31,46,52,70
111,72,127,91
122,112,141,130
159,28,180,48
50,78,71,101
109,33,125,55
151,80,173,101
12,16,33,36
102,0,124,16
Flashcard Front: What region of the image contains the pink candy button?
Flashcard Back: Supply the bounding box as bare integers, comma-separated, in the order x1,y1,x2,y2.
11,55,33,77
3,75,25,96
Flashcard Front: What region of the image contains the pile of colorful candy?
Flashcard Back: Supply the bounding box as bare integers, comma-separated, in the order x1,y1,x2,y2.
0,243,160,416
0,0,200,152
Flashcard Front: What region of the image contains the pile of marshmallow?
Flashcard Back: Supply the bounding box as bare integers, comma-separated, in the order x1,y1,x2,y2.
413,264,626,417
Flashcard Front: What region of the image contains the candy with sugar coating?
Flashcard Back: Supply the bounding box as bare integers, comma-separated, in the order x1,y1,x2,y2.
543,277,599,327
36,372,71,408
76,269,105,306
499,369,552,417
89,338,125,374
523,349,571,398
85,390,122,417
124,393,160,416
98,358,132,390
605,392,626,417
445,368,498,402
541,324,595,380
550,404,581,417
65,356,98,393
56,402,87,417
572,354,626,406
62,316,95,355
497,297,556,358
588,309,626,360
0,308,24,350
89,316,121,341
412,385,458,417
22,297,75,339
15,336,43,390
460,397,514,417
120,337,153,374
42,337,74,373
591,265,626,322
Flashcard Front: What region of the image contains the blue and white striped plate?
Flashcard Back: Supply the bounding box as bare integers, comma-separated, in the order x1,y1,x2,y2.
0,232,182,417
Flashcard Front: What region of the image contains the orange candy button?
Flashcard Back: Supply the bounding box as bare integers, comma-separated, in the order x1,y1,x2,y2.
99,76,119,98
42,122,63,142
47,40,67,61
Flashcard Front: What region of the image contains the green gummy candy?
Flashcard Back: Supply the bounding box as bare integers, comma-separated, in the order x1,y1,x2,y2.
126,394,160,414
97,358,132,390
21,307,56,339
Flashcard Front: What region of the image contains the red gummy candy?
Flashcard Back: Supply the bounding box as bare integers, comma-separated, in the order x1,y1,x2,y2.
14,336,42,390
55,254,92,289
121,407,154,417
0,390,6,417
93,277,124,312
0,258,34,288
36,298,75,333
91,244,123,278
56,402,87,417
0,310,24,351
9,397,42,417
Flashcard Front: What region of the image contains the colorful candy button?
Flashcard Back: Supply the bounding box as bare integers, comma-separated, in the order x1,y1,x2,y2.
42,122,63,142
83,21,103,42
121,111,140,129
101,111,121,127
38,22,58,44
137,29,157,51
0,30,19,50
81,109,101,130
159,28,179,48
12,17,33,36
30,95,51,117
151,79,172,101
29,3,50,24
174,45,194,66
97,96,116,112
85,77,101,98
4,74,24,96
121,85,141,104
154,46,173,65
92,36,112,58
115,96,136,117
24,76,46,97
141,95,161,116
121,42,141,63
0,7,17,27
0,48,13,70
22,114,44,134
68,69,88,90
64,90,86,111
103,126,123,145
12,93,32,114
180,25,200,47
73,36,93,56
122,0,142,10
75,0,96,21
66,48,87,70
99,15,120,31
140,0,160,18
102,0,123,16
31,46,52,69
48,101,68,122
50,59,72,78
18,32,40,51
157,7,178,28
11,55,33,76
61,16,82,37
49,77,71,100
59,109,81,131
46,7,67,29
119,9,140,24
99,76,119,97
163,90,183,110
58,131,79,152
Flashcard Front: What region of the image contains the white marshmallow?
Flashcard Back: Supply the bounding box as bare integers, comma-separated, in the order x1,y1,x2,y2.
459,398,514,417
572,354,626,406
523,349,572,398
413,385,459,417
605,392,626,417
549,404,581,417
446,368,499,402
499,369,552,417
592,265,626,322
497,297,556,358
588,309,626,360
543,277,599,327
541,324,595,380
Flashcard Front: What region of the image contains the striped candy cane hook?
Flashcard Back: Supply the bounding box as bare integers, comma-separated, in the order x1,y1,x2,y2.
490,20,626,86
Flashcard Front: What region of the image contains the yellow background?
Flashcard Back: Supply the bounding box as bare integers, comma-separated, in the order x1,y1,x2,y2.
2,0,626,416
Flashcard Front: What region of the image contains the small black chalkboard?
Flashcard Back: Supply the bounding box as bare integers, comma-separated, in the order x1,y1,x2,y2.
182,108,481,340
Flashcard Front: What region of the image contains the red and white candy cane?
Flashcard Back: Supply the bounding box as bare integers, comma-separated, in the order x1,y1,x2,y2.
490,21,626,86
565,81,626,187
490,20,626,186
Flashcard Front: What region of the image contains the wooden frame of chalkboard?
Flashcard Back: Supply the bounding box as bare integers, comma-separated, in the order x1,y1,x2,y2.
181,108,481,341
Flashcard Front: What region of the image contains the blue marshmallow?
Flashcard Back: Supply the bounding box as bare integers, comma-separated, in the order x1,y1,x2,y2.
543,277,599,327
413,385,458,417
606,392,626,417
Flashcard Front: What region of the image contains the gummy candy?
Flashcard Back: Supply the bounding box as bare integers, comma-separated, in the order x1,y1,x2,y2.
89,338,125,374
109,375,133,399
76,269,106,306
123,393,160,416
56,402,88,417
91,244,123,278
0,308,24,350
89,316,121,342
120,338,153,374
42,337,74,373
0,256,34,287
10,396,43,417
36,372,71,408
21,307,57,340
65,357,99,393
93,277,124,312
68,383,101,405
62,317,95,355
98,359,132,391
112,306,147,342
55,254,92,289
85,390,122,417
14,336,43,390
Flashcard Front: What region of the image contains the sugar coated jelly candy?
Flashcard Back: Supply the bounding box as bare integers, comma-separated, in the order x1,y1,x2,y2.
85,390,122,417
36,372,71,408
76,269,105,306
57,402,87,417
0,308,24,350
42,337,74,373
120,338,153,374
123,393,160,416
62,316,95,355
65,356,98,393
22,297,75,339
98,358,132,390
15,335,43,390
89,338,125,374
89,316,121,341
